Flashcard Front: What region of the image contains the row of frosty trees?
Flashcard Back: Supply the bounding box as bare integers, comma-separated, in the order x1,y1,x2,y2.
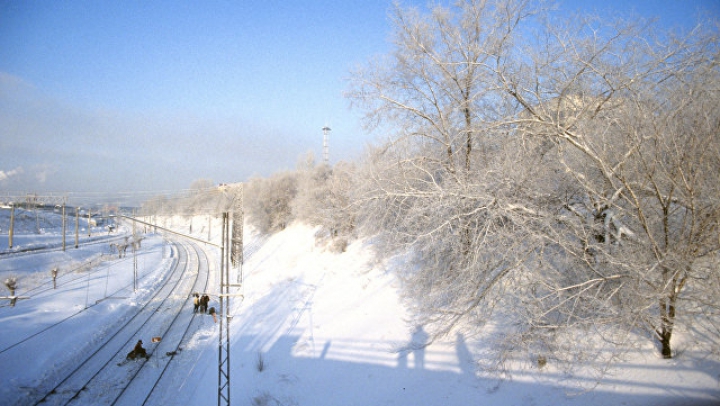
151,0,720,374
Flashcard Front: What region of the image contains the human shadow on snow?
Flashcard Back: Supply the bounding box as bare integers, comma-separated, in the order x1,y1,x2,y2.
228,331,719,406
221,269,720,406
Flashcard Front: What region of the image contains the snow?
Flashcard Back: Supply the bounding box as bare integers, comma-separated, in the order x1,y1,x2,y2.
1,209,718,405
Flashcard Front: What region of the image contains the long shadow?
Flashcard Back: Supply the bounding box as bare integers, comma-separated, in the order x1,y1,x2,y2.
216,268,720,406
228,331,720,406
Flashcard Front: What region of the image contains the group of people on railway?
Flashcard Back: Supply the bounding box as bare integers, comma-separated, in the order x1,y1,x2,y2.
192,292,210,313
125,293,216,361
192,292,218,323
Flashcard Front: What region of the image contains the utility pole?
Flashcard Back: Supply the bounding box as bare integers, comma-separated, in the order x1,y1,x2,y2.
35,201,39,234
8,204,14,249
75,207,80,249
62,203,66,251
133,239,137,293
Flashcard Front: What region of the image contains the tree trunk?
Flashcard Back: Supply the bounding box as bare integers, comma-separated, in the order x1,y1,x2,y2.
657,290,678,359
657,321,673,359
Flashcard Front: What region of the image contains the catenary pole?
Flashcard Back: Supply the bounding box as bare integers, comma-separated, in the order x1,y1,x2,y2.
74,207,79,248
62,203,66,251
218,212,231,406
8,204,14,249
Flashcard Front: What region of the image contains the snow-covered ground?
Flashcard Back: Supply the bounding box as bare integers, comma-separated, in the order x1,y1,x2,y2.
1,209,718,405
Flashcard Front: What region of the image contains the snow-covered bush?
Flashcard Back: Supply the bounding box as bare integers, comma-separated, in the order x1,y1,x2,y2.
245,171,298,235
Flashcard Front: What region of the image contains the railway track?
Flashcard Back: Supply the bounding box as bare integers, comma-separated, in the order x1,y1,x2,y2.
15,239,213,406
0,250,168,355
111,241,212,406
0,234,127,258
0,234,132,311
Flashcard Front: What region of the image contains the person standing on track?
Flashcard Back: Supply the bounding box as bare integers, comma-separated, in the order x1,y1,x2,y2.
192,293,200,313
127,340,148,360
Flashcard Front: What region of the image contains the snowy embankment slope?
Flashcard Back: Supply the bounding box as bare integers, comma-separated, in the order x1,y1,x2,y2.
181,223,720,406
0,211,718,405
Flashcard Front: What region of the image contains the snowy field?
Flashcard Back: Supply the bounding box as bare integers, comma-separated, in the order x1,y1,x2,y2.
0,208,718,405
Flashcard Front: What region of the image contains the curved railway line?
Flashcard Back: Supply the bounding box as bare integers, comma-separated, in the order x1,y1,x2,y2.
3,238,214,406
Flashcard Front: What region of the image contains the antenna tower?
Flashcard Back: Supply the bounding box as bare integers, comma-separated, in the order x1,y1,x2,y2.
322,126,331,164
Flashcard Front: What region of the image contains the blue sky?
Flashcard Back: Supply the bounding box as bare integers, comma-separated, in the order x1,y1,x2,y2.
0,0,718,204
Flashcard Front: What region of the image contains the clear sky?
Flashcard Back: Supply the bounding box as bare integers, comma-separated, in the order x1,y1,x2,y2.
1,0,718,205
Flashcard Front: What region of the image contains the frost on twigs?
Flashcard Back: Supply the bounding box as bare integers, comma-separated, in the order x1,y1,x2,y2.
347,0,720,378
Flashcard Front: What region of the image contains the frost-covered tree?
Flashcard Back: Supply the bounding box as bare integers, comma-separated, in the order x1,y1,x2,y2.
504,12,720,360
140,194,170,216
349,0,720,367
293,152,359,250
292,152,332,226
349,0,547,356
245,172,298,234
139,179,236,218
